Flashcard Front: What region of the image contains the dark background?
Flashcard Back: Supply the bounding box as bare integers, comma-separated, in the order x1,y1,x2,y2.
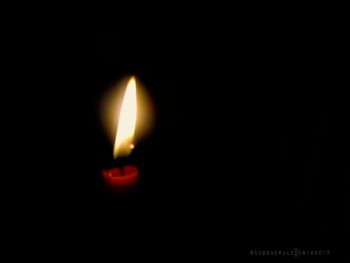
89,29,348,257
5,20,348,260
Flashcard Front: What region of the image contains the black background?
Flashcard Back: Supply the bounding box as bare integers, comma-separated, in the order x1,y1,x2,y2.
92,30,348,258
5,17,348,260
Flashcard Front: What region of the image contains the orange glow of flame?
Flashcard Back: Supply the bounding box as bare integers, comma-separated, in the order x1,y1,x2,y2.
113,77,137,159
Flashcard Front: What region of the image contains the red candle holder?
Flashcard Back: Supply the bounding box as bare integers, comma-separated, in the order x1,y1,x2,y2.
102,166,139,196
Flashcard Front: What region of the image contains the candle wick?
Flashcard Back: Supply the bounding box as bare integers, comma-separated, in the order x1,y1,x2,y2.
118,157,127,176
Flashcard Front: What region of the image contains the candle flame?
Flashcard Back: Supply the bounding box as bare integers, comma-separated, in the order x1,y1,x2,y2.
113,77,137,159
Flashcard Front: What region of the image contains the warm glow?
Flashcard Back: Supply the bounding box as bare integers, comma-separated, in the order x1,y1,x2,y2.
113,77,137,159
100,76,154,157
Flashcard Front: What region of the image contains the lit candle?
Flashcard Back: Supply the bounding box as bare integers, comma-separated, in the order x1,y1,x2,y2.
102,77,139,196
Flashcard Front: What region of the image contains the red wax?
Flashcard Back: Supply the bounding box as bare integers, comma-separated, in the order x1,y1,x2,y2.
102,166,139,194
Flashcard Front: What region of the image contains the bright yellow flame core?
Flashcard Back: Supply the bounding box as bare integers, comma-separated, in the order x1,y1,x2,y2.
113,77,137,159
